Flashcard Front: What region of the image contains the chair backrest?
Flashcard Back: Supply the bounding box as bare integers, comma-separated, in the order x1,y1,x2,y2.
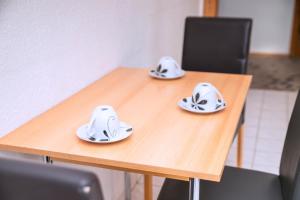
0,158,103,200
280,91,300,200
182,17,252,74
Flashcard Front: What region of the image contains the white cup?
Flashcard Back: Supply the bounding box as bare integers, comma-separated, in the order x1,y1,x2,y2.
191,83,225,111
87,105,120,141
156,56,181,77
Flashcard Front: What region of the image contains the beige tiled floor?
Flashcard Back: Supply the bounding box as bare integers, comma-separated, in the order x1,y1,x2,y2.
128,89,298,200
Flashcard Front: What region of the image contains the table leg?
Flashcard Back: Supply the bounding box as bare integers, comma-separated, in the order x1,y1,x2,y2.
237,124,244,167
144,175,153,200
124,172,131,200
189,178,200,200
43,156,53,164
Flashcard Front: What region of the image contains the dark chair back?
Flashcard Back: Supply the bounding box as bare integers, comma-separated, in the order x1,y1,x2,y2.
280,91,300,200
182,17,252,74
0,158,103,200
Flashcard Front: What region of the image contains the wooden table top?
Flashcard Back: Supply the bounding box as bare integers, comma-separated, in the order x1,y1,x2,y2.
0,67,251,181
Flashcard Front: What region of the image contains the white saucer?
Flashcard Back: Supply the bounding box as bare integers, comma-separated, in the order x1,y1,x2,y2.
77,122,133,144
178,97,226,114
149,69,185,80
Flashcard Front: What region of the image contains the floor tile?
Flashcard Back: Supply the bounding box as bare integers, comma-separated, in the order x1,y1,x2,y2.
258,127,287,141
243,149,255,163
137,175,165,186
244,126,258,138
256,138,285,153
263,90,288,103
227,145,237,162
252,163,279,175
244,117,260,127
260,110,288,122
226,159,236,166
259,118,288,130
247,89,264,101
130,183,163,200
153,176,165,187
131,183,143,200
288,91,298,118
262,101,287,112
253,151,282,168
243,137,257,151
153,185,162,200
227,146,254,164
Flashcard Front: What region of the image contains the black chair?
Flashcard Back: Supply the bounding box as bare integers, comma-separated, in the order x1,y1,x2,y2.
182,17,252,167
158,90,300,200
0,158,104,200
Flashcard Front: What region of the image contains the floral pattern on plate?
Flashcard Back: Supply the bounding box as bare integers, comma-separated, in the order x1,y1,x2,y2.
178,97,226,114
77,122,133,144
149,68,185,80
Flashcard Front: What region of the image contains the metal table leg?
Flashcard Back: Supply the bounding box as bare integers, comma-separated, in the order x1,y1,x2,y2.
189,178,200,200
43,156,53,164
124,172,131,200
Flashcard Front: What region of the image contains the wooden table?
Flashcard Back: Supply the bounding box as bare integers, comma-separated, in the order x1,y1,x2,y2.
0,67,251,200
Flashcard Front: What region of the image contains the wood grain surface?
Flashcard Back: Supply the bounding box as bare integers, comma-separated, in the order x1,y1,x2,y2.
0,67,251,181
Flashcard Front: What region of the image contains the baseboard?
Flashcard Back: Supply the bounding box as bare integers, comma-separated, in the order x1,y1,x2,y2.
250,52,289,58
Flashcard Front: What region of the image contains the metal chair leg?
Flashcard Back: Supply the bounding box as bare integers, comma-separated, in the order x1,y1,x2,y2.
43,156,53,164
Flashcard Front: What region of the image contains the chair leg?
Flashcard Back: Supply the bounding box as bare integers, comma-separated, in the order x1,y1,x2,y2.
43,156,53,164
144,175,153,200
237,124,244,168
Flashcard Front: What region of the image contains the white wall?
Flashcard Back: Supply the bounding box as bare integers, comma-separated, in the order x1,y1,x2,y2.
0,0,199,136
219,0,295,54
0,0,198,199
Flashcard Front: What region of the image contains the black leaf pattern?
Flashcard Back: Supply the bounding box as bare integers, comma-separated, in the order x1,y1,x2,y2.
198,106,204,110
157,64,162,72
191,104,195,108
89,137,96,141
192,96,195,103
103,130,109,138
195,93,200,102
126,128,133,132
161,69,168,73
151,70,155,73
218,99,221,103
100,139,109,141
216,105,221,110
183,98,187,103
199,100,207,105
161,74,166,77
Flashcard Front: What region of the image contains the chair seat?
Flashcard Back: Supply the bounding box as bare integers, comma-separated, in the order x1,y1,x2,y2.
158,166,283,200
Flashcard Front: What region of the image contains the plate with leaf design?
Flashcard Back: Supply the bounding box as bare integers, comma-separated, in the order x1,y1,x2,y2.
77,122,133,143
178,97,226,114
149,68,185,80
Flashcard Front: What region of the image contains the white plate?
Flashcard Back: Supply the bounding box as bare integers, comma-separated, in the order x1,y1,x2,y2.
149,69,185,80
77,122,133,144
178,97,226,114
